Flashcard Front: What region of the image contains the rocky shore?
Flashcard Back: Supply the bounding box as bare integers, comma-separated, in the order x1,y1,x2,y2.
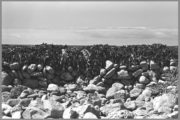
2,59,178,119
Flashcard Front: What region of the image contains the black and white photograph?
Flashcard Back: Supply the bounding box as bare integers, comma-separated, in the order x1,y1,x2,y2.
1,1,178,119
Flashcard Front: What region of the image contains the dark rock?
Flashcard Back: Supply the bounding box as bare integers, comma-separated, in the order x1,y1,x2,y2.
104,68,116,79
19,98,32,107
2,71,13,85
23,79,39,89
6,99,20,107
133,69,143,78
10,85,27,98
1,85,12,92
60,72,73,81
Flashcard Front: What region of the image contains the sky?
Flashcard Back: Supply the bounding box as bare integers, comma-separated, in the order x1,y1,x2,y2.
2,1,178,46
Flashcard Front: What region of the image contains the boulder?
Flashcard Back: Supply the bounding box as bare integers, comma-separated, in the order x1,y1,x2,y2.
100,103,122,116
130,87,142,98
100,69,107,77
133,69,143,78
153,93,177,113
42,100,64,118
59,87,67,94
136,88,152,101
73,104,100,118
83,84,105,94
117,70,131,80
74,91,87,100
139,76,150,84
170,66,177,72
47,84,59,92
65,84,77,91
104,68,116,79
163,66,169,73
134,83,145,89
119,65,127,70
113,64,119,69
63,107,79,119
76,76,86,85
105,60,114,71
114,90,127,102
124,100,136,110
106,87,117,99
11,110,22,119
2,103,12,115
27,64,37,73
141,71,149,77
45,66,54,74
37,64,43,71
112,82,124,89
9,62,20,70
83,112,98,119
87,92,101,106
170,59,177,66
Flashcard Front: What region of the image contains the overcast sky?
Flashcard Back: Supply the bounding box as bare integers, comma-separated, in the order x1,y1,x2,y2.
2,1,178,45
